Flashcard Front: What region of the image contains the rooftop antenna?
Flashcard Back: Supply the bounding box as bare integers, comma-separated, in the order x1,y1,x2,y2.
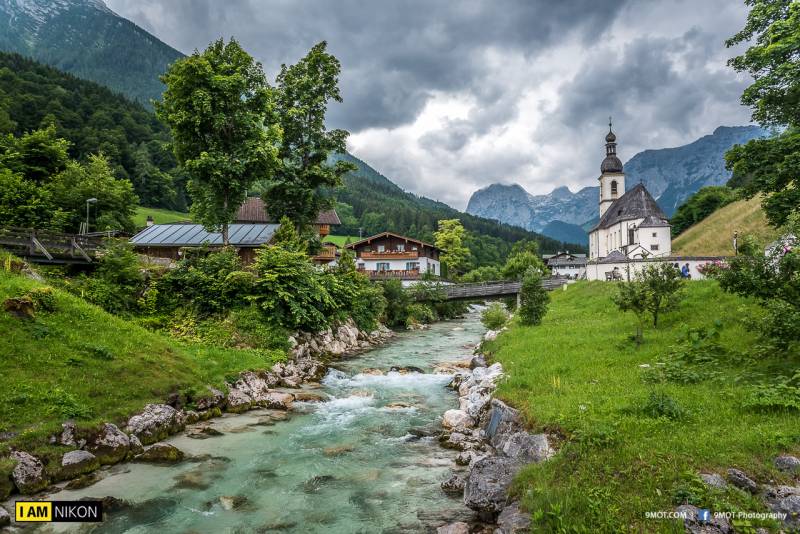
609,116,612,132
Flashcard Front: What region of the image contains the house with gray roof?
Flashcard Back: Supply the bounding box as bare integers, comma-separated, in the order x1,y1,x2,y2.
129,196,339,264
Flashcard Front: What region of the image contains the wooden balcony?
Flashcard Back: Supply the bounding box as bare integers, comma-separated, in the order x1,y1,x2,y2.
358,250,419,260
316,224,331,237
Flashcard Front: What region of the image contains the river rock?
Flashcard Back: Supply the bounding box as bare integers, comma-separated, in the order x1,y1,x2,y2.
763,485,800,526
136,442,184,463
293,391,327,403
195,386,226,411
86,423,130,465
470,354,487,369
437,522,470,534
128,434,144,457
126,404,185,445
10,451,49,494
442,409,474,431
775,455,800,473
440,431,471,450
455,451,472,466
360,368,384,376
441,473,465,494
226,388,253,413
484,400,523,448
464,456,520,514
483,330,498,342
263,391,294,410
187,426,224,439
0,505,9,527
700,473,727,489
390,365,425,374
56,421,78,447
727,468,758,493
676,504,733,534
496,501,531,533
60,450,99,479
219,495,249,511
499,432,552,463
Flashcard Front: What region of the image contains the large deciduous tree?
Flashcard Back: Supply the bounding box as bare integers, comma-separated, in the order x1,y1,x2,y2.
434,219,470,278
156,38,279,244
259,41,355,229
725,0,800,227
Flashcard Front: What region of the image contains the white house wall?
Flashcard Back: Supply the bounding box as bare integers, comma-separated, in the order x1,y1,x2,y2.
354,256,440,275
589,218,672,260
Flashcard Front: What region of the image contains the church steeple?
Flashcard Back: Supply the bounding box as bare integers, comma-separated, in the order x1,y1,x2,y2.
598,118,625,218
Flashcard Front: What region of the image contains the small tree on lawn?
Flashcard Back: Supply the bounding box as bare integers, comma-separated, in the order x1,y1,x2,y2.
615,263,684,342
640,263,684,327
156,38,279,245
613,280,649,345
518,267,549,326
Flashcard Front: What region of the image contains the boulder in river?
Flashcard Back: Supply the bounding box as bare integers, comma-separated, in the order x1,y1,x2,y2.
389,365,425,374
86,423,130,465
59,450,99,479
125,404,185,445
0,504,9,527
219,495,250,511
463,456,518,514
360,368,384,376
263,391,294,410
196,386,226,411
497,501,532,533
10,450,49,494
440,473,465,494
226,388,253,413
436,522,470,534
442,409,474,431
135,442,184,463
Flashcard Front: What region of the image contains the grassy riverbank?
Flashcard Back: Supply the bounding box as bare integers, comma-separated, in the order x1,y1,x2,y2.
0,268,285,456
484,281,799,532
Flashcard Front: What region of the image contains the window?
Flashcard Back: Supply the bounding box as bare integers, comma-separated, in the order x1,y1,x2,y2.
652,232,657,238
377,245,385,252
397,244,405,252
611,180,618,196
406,262,419,271
376,262,390,271
628,228,635,244
650,244,659,251
357,263,365,270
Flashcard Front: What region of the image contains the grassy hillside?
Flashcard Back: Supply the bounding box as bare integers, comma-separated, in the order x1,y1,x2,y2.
0,267,284,455
133,206,191,228
485,282,798,532
672,197,780,256
323,235,359,247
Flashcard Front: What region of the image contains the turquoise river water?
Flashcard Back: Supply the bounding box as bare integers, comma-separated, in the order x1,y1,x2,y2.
43,309,485,533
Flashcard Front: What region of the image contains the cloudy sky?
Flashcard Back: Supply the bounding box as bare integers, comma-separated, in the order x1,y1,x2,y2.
106,0,754,210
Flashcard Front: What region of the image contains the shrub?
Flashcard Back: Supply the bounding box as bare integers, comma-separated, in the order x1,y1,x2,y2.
742,372,800,411
642,391,687,420
405,303,436,327
481,302,509,330
26,287,56,312
518,267,549,326
250,245,336,332
68,239,144,314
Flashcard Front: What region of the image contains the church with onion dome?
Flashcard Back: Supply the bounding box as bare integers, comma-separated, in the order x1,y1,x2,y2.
588,122,672,262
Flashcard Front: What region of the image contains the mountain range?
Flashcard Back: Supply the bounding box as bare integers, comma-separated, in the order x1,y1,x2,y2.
466,125,767,244
0,0,182,105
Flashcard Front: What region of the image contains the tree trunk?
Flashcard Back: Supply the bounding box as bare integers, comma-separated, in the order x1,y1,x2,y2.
222,223,230,246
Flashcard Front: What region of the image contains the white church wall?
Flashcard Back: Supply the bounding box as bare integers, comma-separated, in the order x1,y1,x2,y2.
585,257,727,281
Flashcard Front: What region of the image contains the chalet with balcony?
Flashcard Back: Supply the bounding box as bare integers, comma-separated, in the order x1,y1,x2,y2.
346,232,442,283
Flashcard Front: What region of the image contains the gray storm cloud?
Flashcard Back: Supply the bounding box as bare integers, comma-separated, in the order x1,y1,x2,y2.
106,0,754,209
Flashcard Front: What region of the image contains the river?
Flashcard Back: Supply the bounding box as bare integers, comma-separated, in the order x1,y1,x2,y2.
49,309,486,533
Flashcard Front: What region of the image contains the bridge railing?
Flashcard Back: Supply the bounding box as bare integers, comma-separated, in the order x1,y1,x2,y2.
0,227,106,263
439,277,569,300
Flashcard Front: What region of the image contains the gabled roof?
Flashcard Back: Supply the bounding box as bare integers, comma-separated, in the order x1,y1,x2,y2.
592,183,668,231
130,223,279,247
597,250,627,264
638,215,670,228
235,197,341,225
345,231,441,251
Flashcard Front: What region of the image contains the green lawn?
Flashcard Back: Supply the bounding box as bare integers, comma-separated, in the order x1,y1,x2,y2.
133,206,191,228
322,234,360,247
485,281,798,532
0,268,285,463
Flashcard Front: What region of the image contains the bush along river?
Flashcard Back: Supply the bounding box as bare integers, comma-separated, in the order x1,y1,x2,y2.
39,308,491,533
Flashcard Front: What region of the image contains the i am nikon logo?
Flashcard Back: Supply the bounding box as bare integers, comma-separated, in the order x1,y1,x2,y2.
15,501,103,523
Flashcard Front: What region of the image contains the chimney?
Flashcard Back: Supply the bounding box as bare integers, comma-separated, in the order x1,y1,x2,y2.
146,215,154,227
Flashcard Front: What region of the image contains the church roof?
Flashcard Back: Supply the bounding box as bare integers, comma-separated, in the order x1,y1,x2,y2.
597,250,627,263
638,215,670,228
601,155,623,173
592,183,668,231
